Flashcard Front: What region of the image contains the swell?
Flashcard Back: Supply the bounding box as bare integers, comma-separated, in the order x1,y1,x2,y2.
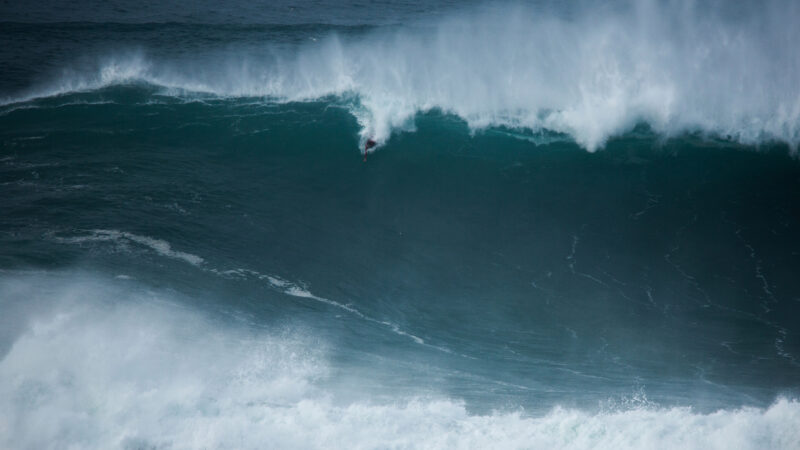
0,21,377,40
3,91,799,403
3,0,800,151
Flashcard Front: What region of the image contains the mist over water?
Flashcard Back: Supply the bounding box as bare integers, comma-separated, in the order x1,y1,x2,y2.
4,0,800,150
2,273,798,450
2,0,800,448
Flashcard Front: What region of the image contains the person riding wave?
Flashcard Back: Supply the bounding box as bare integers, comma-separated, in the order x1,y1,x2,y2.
363,138,376,162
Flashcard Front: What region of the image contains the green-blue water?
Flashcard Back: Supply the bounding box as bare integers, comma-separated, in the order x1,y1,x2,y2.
2,1,800,448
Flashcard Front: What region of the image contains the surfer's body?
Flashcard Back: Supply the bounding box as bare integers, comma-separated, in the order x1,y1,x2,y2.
363,138,376,161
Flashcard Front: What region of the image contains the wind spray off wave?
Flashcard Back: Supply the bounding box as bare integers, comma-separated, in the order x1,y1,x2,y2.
3,1,800,448
5,0,800,151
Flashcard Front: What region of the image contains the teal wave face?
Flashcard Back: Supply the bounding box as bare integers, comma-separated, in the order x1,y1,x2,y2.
2,93,799,413
2,3,800,445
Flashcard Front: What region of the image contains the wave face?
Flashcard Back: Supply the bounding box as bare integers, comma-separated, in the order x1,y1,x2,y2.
2,0,800,448
3,0,800,150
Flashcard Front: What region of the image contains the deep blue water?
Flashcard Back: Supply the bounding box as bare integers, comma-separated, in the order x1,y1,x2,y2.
2,1,800,448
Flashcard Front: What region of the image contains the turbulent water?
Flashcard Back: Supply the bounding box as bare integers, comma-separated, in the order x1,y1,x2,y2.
2,1,800,448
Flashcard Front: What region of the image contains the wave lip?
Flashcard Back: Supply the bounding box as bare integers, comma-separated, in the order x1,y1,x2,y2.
4,1,800,151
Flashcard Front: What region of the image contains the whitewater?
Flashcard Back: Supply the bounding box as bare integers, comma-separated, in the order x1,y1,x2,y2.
2,271,798,450
4,0,800,151
2,0,800,449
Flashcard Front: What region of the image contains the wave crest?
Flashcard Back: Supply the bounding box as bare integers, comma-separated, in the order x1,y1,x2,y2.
5,0,800,151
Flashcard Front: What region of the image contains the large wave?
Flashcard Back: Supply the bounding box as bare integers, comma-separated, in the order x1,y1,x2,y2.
4,0,800,151
1,272,799,450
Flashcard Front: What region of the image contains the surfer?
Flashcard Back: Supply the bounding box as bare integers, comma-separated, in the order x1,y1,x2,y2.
363,138,376,162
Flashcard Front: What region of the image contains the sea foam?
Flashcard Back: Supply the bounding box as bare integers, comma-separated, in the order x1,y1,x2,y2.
1,273,799,450
4,0,800,151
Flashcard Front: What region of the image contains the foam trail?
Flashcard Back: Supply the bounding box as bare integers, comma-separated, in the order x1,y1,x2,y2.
245,271,436,349
1,274,799,450
4,0,800,151
53,230,436,350
54,229,205,266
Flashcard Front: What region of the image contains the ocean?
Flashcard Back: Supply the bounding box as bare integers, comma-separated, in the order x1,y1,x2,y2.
1,0,800,448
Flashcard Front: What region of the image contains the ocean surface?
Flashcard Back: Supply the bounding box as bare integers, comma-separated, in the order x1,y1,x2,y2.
2,1,800,448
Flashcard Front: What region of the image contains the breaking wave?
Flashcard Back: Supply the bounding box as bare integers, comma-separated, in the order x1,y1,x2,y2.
4,0,800,151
